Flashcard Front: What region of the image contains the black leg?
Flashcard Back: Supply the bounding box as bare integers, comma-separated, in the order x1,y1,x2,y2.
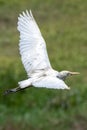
3,87,22,95
3,86,32,95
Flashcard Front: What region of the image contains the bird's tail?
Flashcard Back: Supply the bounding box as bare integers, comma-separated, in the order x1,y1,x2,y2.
18,79,32,89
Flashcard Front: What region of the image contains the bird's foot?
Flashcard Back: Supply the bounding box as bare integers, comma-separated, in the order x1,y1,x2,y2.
3,87,21,95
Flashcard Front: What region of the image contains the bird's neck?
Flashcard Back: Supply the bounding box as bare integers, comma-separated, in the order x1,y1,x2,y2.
58,72,68,80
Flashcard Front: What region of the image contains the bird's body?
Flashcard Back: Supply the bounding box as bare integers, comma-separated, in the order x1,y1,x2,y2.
4,10,79,95
18,68,69,89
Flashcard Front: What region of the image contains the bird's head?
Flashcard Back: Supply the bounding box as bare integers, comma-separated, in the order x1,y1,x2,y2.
59,70,80,80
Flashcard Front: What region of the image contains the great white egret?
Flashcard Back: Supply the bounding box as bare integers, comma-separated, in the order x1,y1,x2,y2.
4,10,79,95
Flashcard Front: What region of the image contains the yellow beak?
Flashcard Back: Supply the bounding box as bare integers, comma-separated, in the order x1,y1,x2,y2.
70,72,80,75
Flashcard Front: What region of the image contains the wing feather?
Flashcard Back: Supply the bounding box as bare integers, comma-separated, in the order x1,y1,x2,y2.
32,76,70,89
17,10,51,76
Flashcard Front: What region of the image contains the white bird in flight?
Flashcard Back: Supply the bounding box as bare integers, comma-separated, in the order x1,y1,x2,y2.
4,10,79,95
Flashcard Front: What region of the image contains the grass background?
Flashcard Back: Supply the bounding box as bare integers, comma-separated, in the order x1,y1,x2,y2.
0,0,87,129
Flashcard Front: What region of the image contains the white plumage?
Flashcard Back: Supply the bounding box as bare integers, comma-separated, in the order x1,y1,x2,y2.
17,10,51,76
17,10,71,90
32,76,69,89
4,10,80,95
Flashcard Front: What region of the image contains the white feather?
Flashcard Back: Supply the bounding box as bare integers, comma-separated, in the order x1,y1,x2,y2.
17,10,71,90
18,79,32,88
17,10,51,76
32,76,70,89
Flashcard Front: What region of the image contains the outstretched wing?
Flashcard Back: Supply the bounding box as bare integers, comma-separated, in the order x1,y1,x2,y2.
17,10,51,76
32,76,70,89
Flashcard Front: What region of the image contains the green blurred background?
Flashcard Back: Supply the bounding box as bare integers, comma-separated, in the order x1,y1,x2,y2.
0,0,87,129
